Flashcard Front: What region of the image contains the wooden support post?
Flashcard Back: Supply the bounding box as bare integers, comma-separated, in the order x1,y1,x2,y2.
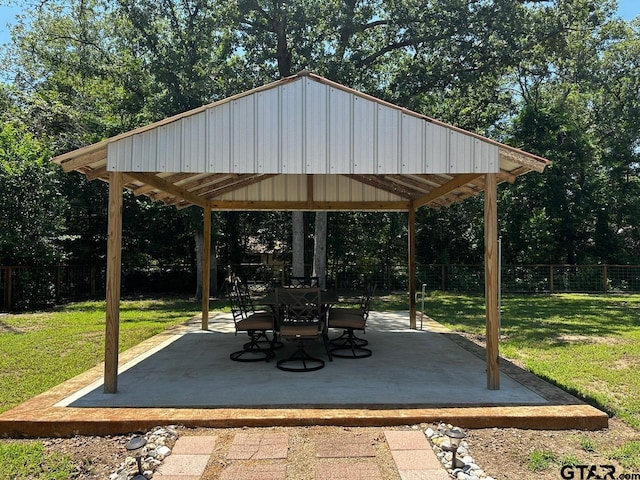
104,172,123,394
484,173,500,390
408,203,417,329
202,207,211,330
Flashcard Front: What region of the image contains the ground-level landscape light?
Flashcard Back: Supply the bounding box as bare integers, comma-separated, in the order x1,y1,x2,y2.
444,427,466,469
125,435,147,480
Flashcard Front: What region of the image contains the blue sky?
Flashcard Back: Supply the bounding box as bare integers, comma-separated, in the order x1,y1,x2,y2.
1,1,639,49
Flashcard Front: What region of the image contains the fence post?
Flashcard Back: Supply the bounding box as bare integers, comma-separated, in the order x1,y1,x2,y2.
603,265,608,292
550,265,554,294
441,265,446,291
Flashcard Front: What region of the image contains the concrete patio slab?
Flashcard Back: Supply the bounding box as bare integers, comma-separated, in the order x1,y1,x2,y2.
0,312,608,437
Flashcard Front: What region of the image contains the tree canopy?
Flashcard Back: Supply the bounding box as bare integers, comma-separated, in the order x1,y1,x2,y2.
1,0,639,278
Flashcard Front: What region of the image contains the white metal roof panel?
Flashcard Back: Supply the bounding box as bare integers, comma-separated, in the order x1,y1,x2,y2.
106,75,501,175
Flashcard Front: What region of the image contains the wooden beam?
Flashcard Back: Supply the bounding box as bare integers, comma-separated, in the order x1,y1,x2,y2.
208,200,410,211
85,165,108,181
133,173,199,196
104,172,123,394
307,174,314,208
414,173,484,209
484,173,500,390
496,171,517,184
202,207,211,330
60,148,108,172
408,203,417,329
127,172,208,208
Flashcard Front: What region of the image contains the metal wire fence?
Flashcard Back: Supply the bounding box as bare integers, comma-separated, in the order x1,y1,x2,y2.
4,263,640,311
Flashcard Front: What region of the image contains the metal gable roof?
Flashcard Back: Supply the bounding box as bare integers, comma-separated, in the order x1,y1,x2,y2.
52,71,550,211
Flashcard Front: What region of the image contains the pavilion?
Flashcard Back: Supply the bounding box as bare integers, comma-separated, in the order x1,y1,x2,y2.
52,71,550,395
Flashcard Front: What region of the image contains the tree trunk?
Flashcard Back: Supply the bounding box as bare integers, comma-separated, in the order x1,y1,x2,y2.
210,248,217,297
313,212,327,289
292,211,304,277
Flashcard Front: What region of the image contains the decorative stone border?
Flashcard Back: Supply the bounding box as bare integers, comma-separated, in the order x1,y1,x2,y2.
426,423,497,480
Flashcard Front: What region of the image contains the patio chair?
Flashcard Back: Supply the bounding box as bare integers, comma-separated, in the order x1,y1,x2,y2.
289,276,320,288
235,278,283,351
227,280,278,362
327,283,376,358
276,287,332,372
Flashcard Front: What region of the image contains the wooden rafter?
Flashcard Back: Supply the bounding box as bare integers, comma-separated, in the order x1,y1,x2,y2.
127,172,208,208
414,173,484,208
385,174,434,194
188,174,247,197
204,174,278,199
85,166,107,181
344,175,413,199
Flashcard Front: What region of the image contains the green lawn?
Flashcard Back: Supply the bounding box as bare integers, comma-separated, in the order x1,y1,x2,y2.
1,293,639,478
0,297,208,414
422,292,640,429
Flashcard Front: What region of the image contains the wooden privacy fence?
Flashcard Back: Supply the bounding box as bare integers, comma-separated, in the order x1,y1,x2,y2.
4,264,640,311
1,265,102,312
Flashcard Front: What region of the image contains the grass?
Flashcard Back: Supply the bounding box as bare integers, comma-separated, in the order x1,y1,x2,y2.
580,437,597,453
607,441,640,470
0,442,74,480
0,296,210,414
527,449,557,472
421,292,640,430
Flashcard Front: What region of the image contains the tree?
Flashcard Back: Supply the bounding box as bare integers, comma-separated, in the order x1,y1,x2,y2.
0,121,67,265
4,0,640,280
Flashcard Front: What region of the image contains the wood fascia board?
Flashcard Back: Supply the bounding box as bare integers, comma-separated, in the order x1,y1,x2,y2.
127,172,208,208
499,148,550,173
60,148,108,172
414,173,484,209
208,200,409,211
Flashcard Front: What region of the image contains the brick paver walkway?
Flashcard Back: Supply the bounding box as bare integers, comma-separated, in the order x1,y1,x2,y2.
154,429,449,479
